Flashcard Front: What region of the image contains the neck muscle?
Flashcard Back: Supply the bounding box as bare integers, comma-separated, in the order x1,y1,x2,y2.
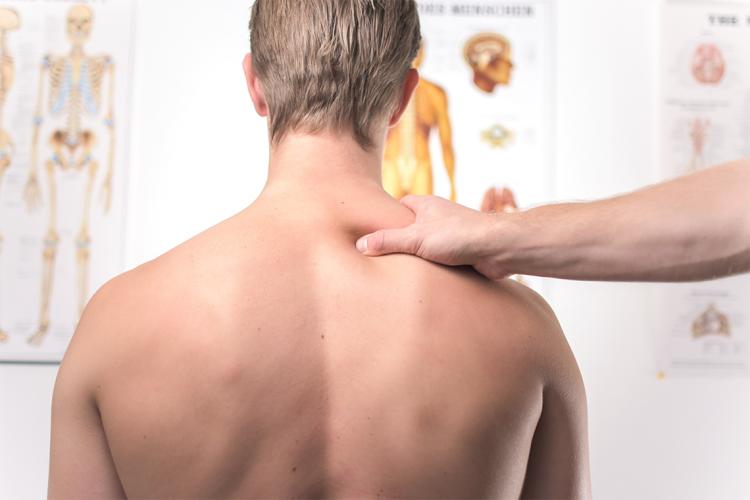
265,132,384,190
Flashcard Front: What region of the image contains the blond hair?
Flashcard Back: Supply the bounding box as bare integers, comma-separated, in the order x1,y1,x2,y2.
250,0,421,149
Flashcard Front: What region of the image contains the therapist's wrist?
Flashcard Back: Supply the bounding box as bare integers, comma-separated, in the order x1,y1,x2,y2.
472,211,529,280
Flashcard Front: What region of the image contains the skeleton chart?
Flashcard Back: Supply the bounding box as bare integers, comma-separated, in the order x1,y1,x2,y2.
0,1,135,363
658,0,750,377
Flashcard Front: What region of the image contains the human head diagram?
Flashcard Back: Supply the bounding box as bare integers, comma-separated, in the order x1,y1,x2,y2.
464,33,514,93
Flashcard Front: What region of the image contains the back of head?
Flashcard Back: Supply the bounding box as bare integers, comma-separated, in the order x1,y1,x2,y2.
250,0,421,149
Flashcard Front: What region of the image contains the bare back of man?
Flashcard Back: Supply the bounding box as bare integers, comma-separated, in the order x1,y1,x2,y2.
49,164,589,499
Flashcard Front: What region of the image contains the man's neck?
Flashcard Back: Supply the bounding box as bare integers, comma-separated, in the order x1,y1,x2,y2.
256,131,411,238
265,132,385,192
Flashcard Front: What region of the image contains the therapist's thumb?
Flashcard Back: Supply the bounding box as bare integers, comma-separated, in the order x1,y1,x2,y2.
356,228,421,257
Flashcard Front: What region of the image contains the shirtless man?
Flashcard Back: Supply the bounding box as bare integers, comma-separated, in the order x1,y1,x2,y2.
49,1,590,498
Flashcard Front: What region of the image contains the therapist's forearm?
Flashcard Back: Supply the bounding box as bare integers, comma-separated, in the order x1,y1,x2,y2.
490,161,750,282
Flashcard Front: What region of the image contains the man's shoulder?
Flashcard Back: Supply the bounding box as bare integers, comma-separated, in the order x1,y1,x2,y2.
426,264,555,326
482,280,583,397
426,269,570,373
60,249,216,403
73,216,252,349
54,264,158,404
68,261,163,356
385,252,552,325
481,279,562,345
90,219,237,313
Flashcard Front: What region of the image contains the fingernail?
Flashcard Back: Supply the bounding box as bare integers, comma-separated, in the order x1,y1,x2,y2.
356,237,368,253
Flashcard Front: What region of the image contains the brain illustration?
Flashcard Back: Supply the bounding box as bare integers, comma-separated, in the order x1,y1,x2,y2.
691,43,725,85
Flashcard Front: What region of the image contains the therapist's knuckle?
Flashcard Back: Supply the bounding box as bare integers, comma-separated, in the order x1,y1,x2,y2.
412,230,428,256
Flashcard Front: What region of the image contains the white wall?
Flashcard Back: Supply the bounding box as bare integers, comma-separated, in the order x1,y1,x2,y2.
1,0,749,498
554,2,750,499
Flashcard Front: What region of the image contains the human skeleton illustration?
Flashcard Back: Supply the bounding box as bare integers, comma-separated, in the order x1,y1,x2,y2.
24,5,115,346
0,7,20,344
383,44,457,202
692,304,731,339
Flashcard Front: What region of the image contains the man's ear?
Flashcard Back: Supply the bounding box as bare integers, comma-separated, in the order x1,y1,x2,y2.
243,53,269,117
389,68,420,127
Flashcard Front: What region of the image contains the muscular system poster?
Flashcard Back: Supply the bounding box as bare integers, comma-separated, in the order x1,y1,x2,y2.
658,0,750,377
0,1,134,363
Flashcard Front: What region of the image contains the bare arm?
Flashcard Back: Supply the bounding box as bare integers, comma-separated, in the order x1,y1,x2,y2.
49,291,126,499
358,160,750,282
496,160,750,281
522,381,590,499
521,289,590,499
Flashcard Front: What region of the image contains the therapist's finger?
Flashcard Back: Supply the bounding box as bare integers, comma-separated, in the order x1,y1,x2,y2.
356,227,422,257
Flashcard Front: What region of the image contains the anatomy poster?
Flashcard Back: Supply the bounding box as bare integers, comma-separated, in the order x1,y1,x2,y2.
386,0,554,289
0,1,134,362
386,2,554,211
658,0,750,377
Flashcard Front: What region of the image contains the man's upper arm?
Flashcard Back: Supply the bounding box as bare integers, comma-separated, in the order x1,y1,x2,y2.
516,286,591,499
49,284,126,499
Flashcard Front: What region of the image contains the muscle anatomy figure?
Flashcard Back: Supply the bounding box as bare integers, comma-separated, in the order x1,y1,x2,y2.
24,5,115,346
383,45,456,202
0,8,20,344
689,117,710,172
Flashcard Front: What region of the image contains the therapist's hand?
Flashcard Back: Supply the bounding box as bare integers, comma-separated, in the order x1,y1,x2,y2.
356,195,514,280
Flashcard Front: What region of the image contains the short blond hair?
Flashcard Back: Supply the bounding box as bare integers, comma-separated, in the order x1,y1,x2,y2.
250,0,421,149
